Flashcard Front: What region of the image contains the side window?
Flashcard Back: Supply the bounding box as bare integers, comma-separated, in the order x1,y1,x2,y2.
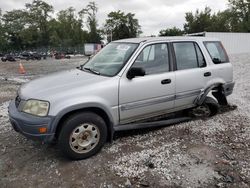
195,43,206,67
173,42,199,70
204,42,229,63
133,43,169,75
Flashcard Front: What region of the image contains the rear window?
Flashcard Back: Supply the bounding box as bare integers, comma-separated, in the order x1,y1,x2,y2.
204,41,229,64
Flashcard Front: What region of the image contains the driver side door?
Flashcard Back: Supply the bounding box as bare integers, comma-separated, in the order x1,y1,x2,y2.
119,43,175,124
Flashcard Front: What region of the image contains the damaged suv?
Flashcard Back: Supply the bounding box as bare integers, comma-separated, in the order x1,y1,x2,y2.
8,37,234,160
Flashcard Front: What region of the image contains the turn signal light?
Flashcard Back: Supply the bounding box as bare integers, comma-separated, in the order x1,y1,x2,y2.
39,127,47,133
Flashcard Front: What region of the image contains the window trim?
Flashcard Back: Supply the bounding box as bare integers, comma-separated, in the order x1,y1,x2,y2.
171,41,207,71
194,42,207,68
129,42,173,76
203,41,229,63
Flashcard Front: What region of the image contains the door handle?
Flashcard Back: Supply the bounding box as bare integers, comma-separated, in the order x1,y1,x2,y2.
204,72,211,77
161,79,171,84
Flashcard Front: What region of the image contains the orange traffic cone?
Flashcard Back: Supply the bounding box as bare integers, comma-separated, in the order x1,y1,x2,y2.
19,63,26,74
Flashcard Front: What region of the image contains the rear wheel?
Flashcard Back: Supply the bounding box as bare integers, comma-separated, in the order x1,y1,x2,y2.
58,112,107,160
190,104,211,118
190,96,219,118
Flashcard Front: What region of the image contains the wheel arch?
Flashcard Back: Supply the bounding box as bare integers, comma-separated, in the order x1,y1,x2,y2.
195,83,228,105
53,106,114,142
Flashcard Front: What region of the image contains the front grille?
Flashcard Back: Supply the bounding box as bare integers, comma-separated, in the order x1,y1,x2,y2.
15,95,21,108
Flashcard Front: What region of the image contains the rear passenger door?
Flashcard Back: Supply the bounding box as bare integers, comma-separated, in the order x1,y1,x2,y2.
172,42,209,108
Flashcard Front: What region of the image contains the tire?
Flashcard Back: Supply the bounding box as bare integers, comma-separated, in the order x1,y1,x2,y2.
58,112,107,160
190,96,219,118
204,96,219,116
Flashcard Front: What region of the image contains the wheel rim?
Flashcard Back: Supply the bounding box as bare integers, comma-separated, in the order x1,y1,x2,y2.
192,105,211,117
69,123,100,154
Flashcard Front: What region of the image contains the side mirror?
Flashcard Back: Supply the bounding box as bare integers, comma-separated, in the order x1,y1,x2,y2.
212,58,221,64
127,67,145,80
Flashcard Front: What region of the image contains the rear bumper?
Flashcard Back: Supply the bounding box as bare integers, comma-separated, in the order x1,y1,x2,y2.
8,100,55,143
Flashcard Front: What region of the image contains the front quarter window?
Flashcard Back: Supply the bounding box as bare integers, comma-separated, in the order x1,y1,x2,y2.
83,42,138,76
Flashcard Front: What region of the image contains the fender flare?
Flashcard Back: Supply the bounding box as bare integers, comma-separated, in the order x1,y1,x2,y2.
195,82,234,106
194,83,221,105
50,103,115,141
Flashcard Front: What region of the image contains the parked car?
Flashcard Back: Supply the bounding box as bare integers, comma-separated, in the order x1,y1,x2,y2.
1,54,16,62
40,52,47,59
8,37,234,160
32,52,42,60
17,52,30,61
20,52,42,60
54,52,71,59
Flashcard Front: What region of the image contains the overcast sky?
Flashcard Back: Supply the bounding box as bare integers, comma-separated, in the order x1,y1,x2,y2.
1,0,228,36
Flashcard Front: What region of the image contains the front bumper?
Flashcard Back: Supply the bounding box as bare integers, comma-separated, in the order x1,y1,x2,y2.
8,100,55,143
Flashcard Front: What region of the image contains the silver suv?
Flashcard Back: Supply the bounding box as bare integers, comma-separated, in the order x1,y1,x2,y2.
8,37,234,159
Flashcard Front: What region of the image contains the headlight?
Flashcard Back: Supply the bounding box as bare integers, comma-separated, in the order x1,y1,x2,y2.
22,100,49,117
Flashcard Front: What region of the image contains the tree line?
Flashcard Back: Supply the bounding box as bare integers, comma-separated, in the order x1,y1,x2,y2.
160,0,250,36
0,0,249,52
0,0,141,52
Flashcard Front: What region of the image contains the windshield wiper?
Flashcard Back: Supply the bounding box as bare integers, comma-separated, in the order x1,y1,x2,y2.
77,56,92,70
76,64,84,70
83,67,100,75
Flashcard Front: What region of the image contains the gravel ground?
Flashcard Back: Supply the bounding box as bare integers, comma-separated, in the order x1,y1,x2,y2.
0,55,249,188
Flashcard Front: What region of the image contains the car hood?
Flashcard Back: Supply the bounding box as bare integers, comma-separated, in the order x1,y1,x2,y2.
19,69,109,100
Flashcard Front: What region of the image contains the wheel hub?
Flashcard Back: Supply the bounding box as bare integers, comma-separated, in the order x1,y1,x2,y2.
69,123,100,154
191,105,211,117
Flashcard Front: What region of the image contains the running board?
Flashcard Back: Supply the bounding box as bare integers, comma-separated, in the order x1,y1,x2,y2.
114,117,192,132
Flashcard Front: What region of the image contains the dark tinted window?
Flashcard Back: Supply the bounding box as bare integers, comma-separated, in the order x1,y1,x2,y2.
195,43,206,67
204,41,229,63
132,43,169,75
173,42,199,70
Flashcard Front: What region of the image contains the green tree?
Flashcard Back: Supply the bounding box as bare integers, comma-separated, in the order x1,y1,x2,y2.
184,7,214,33
56,7,83,47
159,27,183,36
2,9,27,50
210,10,231,32
228,0,250,32
104,10,142,42
183,1,250,33
79,2,101,43
25,0,53,47
183,6,236,33
0,9,8,52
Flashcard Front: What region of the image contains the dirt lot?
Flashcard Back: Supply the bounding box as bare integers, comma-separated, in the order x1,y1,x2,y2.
0,55,249,188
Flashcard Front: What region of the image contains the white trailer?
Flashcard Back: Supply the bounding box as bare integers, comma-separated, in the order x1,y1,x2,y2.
84,43,95,56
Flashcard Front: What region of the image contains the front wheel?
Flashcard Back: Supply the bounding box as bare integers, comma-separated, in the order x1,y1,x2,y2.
58,112,107,160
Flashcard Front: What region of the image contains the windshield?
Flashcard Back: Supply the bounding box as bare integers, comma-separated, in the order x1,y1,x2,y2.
83,42,138,76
